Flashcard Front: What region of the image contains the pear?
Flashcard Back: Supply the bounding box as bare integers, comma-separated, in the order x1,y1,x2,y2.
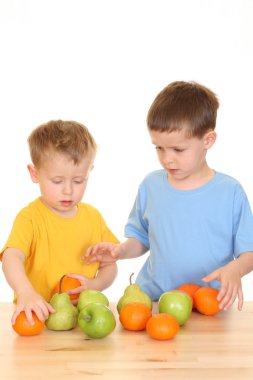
46,275,78,331
117,273,152,313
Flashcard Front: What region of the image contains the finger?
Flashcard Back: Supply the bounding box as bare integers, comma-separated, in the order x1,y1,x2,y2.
83,246,93,258
40,302,55,319
217,282,229,302
67,286,85,295
24,309,36,325
111,248,120,259
72,299,78,306
218,285,234,310
11,309,22,325
220,289,237,311
46,302,56,315
30,304,48,323
83,244,104,259
237,287,244,311
85,254,102,264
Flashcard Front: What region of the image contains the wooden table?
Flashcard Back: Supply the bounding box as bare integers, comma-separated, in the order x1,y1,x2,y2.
1,302,253,379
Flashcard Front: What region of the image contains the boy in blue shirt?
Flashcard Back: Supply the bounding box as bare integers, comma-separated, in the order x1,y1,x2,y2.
84,81,253,311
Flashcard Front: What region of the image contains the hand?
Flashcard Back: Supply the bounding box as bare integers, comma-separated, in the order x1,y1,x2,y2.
13,289,55,326
202,260,243,311
64,273,89,305
83,242,121,265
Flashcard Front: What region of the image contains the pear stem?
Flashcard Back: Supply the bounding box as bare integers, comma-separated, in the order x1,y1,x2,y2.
59,274,66,294
129,273,134,285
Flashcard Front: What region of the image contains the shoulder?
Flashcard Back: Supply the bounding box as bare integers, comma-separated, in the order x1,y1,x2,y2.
215,172,245,193
14,198,41,220
213,172,250,207
139,169,165,188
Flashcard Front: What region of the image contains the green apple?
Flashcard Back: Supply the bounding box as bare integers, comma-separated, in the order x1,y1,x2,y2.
77,289,109,312
158,291,192,326
78,302,116,339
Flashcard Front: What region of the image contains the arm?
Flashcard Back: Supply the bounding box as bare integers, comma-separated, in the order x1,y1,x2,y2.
202,251,253,311
2,248,55,324
83,237,148,264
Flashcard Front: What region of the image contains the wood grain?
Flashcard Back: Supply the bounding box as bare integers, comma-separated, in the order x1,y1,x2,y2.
0,302,253,379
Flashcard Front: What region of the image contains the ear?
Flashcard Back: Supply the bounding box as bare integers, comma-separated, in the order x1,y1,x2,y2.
203,131,217,149
27,164,39,183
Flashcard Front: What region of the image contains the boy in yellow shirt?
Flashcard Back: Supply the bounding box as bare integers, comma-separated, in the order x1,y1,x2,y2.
1,120,118,325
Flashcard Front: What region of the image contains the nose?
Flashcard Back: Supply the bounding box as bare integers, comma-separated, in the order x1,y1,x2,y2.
162,151,174,166
62,181,73,195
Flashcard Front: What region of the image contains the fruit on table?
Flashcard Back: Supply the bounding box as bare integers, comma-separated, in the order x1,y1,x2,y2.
119,302,152,331
53,275,81,300
178,283,201,308
158,291,192,326
12,311,44,336
46,276,78,331
78,302,116,339
146,313,180,340
77,289,109,312
193,286,220,316
117,273,152,314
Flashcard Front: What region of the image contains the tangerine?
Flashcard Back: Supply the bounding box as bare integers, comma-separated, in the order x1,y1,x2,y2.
12,311,45,336
119,302,152,331
53,275,81,300
193,286,220,316
178,283,201,307
146,313,180,340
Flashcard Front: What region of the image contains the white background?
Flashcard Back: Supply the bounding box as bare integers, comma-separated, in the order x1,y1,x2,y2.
1,0,253,303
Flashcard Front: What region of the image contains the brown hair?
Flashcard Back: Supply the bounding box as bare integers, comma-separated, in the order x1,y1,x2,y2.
28,120,97,167
147,81,219,138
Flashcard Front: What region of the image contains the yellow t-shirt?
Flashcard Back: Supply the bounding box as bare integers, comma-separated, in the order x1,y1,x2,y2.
0,198,119,301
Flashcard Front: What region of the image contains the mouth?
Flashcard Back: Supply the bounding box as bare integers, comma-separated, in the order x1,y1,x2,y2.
167,169,178,174
60,200,73,207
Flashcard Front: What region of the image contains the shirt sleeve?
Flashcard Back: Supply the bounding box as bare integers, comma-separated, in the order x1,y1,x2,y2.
124,183,150,249
233,185,253,257
0,211,33,260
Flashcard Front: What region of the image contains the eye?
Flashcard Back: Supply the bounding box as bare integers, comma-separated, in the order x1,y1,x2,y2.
73,178,87,184
74,180,84,184
52,179,63,184
174,148,184,153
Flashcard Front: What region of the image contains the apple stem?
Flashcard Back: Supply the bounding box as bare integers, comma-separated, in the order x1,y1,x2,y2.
130,273,134,285
59,274,66,294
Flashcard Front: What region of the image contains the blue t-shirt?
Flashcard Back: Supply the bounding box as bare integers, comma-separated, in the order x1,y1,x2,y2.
125,170,253,300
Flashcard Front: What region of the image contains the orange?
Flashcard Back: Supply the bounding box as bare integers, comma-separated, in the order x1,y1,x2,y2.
119,302,152,331
146,313,180,340
193,286,220,316
53,275,81,300
12,311,45,336
178,283,201,307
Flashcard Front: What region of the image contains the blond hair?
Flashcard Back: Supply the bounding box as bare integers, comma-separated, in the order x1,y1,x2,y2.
28,120,97,167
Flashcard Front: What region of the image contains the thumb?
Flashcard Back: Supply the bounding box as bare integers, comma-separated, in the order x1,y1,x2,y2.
202,269,220,283
111,247,120,259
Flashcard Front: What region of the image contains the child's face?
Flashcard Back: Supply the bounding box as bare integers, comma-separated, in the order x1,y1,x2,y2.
149,128,216,188
28,152,94,217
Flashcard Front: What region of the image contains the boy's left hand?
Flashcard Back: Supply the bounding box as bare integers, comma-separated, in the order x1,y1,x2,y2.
201,260,243,311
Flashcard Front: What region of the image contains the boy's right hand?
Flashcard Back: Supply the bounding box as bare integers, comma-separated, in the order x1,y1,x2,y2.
13,289,55,326
83,242,121,264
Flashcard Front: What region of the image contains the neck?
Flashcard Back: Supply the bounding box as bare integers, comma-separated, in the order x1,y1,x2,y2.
168,167,215,191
